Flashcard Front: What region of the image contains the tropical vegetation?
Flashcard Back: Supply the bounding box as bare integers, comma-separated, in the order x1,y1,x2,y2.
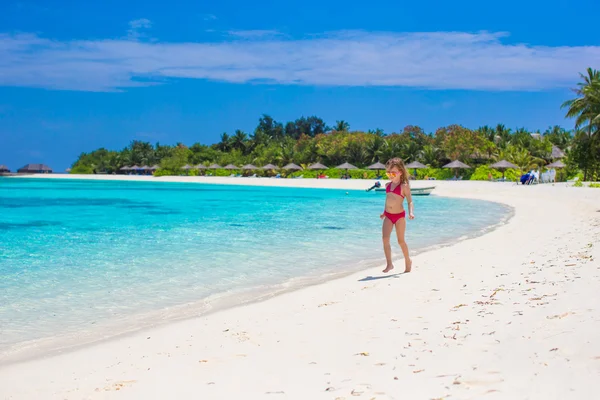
71,69,600,182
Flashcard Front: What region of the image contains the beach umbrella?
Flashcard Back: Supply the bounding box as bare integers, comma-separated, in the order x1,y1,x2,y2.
150,165,160,170
366,161,386,179
119,166,130,171
308,162,328,179
242,164,258,170
335,162,358,170
283,163,302,171
367,161,386,170
261,163,278,170
490,160,518,180
336,162,357,180
181,165,192,175
208,163,222,169
308,162,328,170
442,160,471,178
546,160,565,168
224,164,239,171
405,161,427,179
195,164,207,169
405,161,427,169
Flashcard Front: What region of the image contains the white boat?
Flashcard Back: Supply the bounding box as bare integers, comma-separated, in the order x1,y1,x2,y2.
373,186,436,196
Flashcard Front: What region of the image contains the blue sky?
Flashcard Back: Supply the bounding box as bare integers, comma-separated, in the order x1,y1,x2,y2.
1,0,599,171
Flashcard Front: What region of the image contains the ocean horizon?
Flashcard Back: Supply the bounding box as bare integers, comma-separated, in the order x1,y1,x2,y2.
0,178,510,361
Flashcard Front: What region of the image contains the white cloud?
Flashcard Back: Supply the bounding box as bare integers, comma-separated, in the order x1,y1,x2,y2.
226,30,283,39
0,30,599,92
127,18,152,40
202,14,217,21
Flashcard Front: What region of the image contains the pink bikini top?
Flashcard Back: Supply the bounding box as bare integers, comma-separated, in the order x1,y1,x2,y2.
386,183,404,198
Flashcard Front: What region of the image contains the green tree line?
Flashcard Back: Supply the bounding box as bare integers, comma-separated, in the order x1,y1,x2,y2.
71,69,600,181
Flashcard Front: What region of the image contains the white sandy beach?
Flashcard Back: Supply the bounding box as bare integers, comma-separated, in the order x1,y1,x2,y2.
1,175,599,400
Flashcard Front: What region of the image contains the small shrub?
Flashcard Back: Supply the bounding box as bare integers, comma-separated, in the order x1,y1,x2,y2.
469,166,502,181
70,165,94,174
589,182,600,188
573,180,584,187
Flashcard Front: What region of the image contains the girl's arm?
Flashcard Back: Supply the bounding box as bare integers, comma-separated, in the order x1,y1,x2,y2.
404,183,415,219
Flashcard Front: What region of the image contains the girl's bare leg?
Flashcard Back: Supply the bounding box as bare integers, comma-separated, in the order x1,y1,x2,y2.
395,218,412,272
382,217,394,273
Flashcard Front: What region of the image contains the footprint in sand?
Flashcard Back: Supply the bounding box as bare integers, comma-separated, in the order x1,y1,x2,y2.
100,380,137,392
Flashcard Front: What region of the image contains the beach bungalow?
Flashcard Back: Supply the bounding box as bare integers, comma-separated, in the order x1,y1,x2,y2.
0,165,10,174
17,164,53,174
551,145,566,159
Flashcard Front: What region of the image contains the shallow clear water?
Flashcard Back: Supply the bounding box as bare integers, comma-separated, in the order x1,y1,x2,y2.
0,178,509,354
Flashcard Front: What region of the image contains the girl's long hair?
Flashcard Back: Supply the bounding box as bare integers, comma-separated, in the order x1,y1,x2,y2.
386,157,410,185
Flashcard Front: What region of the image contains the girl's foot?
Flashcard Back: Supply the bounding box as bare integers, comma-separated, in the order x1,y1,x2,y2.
382,264,394,273
404,259,412,273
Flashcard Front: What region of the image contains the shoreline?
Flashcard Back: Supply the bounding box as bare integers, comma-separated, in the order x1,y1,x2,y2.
6,172,437,191
0,178,514,366
2,179,599,399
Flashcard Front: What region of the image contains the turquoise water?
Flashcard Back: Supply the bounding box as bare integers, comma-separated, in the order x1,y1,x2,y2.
0,178,510,357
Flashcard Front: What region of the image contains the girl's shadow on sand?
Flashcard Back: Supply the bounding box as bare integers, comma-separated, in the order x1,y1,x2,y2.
358,273,404,282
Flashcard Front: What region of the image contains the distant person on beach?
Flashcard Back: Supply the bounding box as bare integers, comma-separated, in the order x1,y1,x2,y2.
380,158,415,273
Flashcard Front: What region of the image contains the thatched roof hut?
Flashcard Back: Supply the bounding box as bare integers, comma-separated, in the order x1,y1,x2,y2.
17,164,52,173
0,165,10,173
551,146,565,159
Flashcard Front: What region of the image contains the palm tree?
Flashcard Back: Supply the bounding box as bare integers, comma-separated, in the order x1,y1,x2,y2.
561,68,600,180
365,136,385,163
495,124,512,148
231,130,248,153
334,120,350,132
218,133,231,152
478,125,496,143
402,141,421,163
419,145,441,167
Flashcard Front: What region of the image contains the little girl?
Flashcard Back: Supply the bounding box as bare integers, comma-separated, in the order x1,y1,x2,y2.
380,158,414,273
